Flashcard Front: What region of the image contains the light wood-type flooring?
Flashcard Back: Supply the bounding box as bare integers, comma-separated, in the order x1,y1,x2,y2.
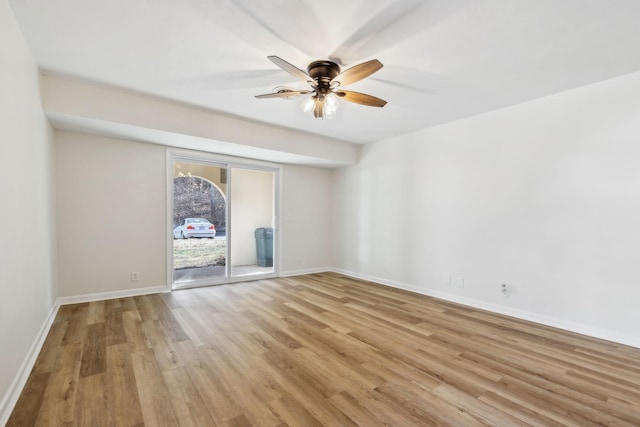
8,273,640,426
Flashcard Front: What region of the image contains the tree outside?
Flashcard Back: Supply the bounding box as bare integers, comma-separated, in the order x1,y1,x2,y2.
173,175,226,231
173,175,226,269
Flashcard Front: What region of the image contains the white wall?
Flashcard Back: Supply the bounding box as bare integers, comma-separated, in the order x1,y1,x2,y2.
0,1,56,421
332,71,640,347
281,165,332,274
56,131,167,297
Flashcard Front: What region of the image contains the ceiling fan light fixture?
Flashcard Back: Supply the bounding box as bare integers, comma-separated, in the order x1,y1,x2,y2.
300,93,339,120
301,95,316,115
323,92,339,119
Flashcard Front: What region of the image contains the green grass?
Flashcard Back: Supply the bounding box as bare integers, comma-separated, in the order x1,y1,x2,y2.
173,238,226,269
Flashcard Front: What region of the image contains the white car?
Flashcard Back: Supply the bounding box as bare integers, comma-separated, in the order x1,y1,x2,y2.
173,218,216,239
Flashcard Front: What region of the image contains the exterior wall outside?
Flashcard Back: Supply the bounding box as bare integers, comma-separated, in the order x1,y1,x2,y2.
230,168,274,266
173,162,227,196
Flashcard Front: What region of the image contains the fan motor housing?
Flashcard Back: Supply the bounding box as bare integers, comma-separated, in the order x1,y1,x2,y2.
307,60,340,85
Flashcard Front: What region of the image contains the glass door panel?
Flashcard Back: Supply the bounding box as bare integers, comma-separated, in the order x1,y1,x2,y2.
172,161,227,288
229,167,276,278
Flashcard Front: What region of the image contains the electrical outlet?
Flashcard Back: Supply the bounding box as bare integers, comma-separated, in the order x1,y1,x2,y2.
131,272,139,282
501,283,509,296
296,258,301,266
446,276,464,288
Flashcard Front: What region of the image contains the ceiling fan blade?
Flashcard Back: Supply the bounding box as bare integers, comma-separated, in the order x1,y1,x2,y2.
268,56,314,85
329,1,464,64
336,90,387,107
232,1,329,58
255,90,311,99
331,59,383,87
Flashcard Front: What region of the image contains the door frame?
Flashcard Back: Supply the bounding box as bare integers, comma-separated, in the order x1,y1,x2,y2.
166,148,281,290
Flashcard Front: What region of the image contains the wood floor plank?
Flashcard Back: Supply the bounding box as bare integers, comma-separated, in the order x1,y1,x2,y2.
182,352,245,422
104,302,127,347
6,372,50,426
72,373,107,426
267,394,324,427
86,301,106,325
478,390,567,427
33,342,83,425
117,296,138,313
327,390,386,427
80,323,106,378
151,294,190,343
130,348,179,426
170,307,214,346
31,320,67,375
225,384,282,427
105,343,145,426
161,366,217,427
259,357,359,426
142,319,185,371
433,382,536,426
133,295,159,322
121,309,148,353
374,381,484,426
348,385,444,426
60,304,88,346
8,273,640,426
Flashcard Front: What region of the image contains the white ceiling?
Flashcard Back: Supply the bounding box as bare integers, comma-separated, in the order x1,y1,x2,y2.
10,0,640,146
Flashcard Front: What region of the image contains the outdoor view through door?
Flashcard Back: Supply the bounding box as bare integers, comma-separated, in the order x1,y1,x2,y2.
172,159,276,289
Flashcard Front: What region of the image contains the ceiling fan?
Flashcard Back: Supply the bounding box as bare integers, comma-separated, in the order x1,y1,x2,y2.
255,56,387,119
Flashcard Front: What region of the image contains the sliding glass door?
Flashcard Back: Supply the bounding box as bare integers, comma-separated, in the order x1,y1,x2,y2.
170,154,277,289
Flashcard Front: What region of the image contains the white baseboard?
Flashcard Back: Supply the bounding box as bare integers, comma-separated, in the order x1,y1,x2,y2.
0,303,59,426
331,268,640,350
279,267,331,278
56,285,169,306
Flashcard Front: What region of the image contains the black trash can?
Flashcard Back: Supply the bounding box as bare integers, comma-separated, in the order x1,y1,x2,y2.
255,227,274,267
